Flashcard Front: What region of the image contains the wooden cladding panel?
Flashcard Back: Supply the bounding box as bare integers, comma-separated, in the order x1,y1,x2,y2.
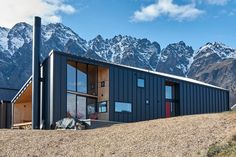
97,67,109,120
14,102,32,124
13,83,32,124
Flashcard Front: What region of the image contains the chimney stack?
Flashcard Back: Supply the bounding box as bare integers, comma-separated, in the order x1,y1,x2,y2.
32,16,41,129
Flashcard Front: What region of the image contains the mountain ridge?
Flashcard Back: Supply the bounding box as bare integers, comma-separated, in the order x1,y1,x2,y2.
0,22,235,105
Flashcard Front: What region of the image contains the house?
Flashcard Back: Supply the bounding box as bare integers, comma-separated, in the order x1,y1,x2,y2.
3,17,231,129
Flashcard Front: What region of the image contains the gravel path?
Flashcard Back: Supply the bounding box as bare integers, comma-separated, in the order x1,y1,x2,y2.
0,112,236,157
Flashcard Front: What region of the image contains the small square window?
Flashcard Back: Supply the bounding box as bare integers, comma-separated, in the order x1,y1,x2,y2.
98,101,107,113
137,78,145,87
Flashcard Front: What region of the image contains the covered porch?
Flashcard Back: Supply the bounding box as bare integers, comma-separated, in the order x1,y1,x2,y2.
12,78,32,128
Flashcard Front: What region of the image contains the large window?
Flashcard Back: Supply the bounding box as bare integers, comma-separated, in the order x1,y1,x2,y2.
67,61,76,91
77,96,86,119
67,93,76,118
137,78,145,87
87,98,97,119
67,60,99,119
67,61,97,95
115,102,132,112
88,65,98,95
77,63,87,93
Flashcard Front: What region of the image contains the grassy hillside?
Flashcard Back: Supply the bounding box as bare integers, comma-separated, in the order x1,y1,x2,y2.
0,111,236,157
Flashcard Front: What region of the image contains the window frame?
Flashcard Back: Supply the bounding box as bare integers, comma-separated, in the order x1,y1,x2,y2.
137,78,145,88
67,60,99,119
98,101,107,113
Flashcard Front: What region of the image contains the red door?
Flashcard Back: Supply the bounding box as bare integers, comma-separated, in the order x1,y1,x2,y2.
166,102,171,118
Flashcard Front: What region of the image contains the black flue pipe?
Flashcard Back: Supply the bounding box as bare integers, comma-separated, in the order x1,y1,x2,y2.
32,16,41,129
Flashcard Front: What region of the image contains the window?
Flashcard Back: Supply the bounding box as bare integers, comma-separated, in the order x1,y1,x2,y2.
77,63,87,93
115,102,132,112
137,78,145,87
88,65,98,95
87,98,97,119
77,96,86,119
67,61,76,91
165,85,173,99
67,93,76,118
98,101,107,113
67,61,98,95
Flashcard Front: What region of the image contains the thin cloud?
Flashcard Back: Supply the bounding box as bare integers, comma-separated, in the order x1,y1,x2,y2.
0,0,76,28
131,0,204,22
195,0,230,5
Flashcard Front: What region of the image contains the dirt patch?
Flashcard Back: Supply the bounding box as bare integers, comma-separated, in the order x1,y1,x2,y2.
0,112,236,157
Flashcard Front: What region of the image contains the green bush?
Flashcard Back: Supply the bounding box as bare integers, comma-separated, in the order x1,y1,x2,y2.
207,144,225,157
207,136,236,157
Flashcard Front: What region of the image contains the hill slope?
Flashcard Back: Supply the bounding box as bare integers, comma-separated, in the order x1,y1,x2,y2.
0,112,235,156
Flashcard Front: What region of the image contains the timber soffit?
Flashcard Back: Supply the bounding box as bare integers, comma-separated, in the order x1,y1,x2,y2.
11,76,32,104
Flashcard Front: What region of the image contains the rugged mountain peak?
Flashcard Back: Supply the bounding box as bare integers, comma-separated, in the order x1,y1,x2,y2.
0,26,9,32
88,35,161,70
157,41,194,76
7,22,32,55
42,23,86,44
10,22,32,30
41,23,88,55
0,27,9,52
112,34,123,42
195,42,236,60
160,41,194,62
93,35,104,42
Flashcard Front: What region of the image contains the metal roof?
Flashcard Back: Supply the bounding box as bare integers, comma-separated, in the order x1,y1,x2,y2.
50,50,227,91
114,63,227,91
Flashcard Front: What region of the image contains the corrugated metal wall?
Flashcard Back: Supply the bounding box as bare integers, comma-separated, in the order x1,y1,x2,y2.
109,65,229,122
0,101,12,128
42,52,67,129
43,51,229,125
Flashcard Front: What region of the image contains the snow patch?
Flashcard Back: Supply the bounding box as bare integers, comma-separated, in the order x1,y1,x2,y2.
0,27,9,51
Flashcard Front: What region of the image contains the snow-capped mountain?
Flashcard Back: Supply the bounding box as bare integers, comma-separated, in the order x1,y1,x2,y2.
0,27,9,54
188,42,236,105
88,35,161,70
0,22,236,105
194,42,236,60
156,41,194,76
188,42,236,78
41,23,87,57
0,22,89,88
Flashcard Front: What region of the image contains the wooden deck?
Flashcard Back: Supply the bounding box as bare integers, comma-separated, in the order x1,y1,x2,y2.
12,122,32,129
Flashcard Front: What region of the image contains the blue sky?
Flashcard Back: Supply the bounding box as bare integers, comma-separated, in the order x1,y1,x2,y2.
1,0,236,49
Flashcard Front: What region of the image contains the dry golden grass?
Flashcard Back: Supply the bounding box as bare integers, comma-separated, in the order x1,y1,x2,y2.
0,111,236,157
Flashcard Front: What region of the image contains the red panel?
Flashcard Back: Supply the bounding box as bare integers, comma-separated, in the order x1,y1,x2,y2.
166,102,171,118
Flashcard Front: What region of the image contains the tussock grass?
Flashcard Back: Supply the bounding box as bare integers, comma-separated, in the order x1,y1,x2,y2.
207,134,236,157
